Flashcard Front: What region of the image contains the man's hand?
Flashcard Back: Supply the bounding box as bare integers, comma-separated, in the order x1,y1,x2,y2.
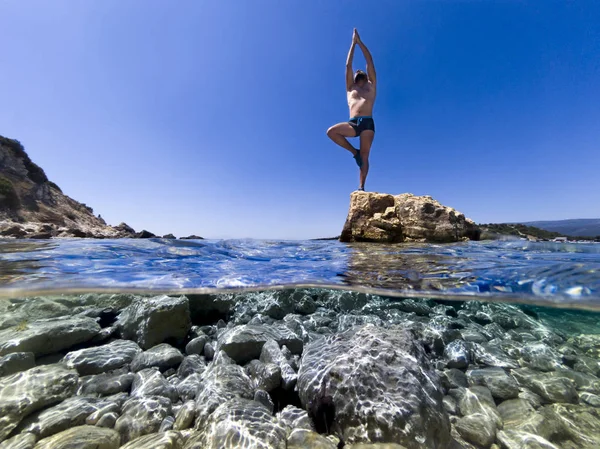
353,28,361,45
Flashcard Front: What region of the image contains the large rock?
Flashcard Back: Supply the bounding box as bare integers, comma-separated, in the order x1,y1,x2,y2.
0,317,100,357
131,368,178,402
340,192,480,243
117,295,191,350
217,325,303,364
34,425,120,449
0,364,78,442
62,339,142,375
119,431,184,449
114,396,172,444
131,344,184,372
297,324,451,448
0,352,35,377
78,369,135,396
15,396,114,439
191,398,287,449
466,367,519,400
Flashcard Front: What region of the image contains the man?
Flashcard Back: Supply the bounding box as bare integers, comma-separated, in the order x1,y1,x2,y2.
326,28,376,192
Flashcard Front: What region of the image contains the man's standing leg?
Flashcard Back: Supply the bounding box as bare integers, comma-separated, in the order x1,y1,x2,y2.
358,130,374,190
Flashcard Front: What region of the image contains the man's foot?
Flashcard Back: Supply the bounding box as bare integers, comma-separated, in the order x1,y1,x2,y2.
357,187,365,191
353,150,362,168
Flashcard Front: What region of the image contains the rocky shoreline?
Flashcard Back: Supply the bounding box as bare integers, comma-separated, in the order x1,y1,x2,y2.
0,289,599,448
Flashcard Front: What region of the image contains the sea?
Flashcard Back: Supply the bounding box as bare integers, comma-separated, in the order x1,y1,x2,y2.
1,236,600,448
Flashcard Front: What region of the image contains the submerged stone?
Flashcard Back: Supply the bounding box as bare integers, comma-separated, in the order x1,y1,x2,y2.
62,339,142,375
34,425,120,449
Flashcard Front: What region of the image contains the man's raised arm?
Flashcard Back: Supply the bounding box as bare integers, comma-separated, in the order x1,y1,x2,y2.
346,39,356,92
357,34,376,86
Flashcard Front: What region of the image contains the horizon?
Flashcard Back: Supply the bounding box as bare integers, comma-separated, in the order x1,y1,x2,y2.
1,1,599,239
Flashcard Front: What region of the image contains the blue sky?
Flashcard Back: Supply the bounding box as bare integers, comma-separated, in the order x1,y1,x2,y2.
1,1,599,239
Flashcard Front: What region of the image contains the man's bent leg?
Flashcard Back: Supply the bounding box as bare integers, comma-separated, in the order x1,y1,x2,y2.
326,122,358,155
359,130,374,190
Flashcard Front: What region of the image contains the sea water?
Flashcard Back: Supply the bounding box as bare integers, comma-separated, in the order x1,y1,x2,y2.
0,237,599,448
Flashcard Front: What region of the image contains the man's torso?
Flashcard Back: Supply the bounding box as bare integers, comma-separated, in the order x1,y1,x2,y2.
347,82,376,118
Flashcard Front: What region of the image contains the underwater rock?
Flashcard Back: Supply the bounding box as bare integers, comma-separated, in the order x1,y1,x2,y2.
0,364,78,442
512,368,578,404
173,400,195,431
119,430,183,449
131,343,184,373
0,317,100,357
444,340,471,369
34,425,120,449
217,324,303,364
471,341,520,369
176,354,206,379
16,396,113,439
193,398,287,449
286,429,337,449
185,336,208,356
245,359,281,392
62,339,142,375
519,342,562,372
193,363,254,429
0,352,35,377
117,295,191,350
454,413,497,447
297,324,451,448
114,396,172,444
277,405,314,434
78,369,134,396
259,339,297,390
466,367,519,400
0,432,37,449
496,430,560,449
176,372,202,401
131,368,178,402
440,368,469,390
340,192,480,243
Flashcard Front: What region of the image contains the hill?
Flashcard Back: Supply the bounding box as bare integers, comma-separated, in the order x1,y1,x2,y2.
0,135,136,238
521,219,600,238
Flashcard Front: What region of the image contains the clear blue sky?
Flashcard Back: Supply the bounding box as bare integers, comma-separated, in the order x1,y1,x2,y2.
1,1,599,239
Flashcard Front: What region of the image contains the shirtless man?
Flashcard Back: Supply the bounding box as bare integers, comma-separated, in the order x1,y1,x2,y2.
326,28,376,192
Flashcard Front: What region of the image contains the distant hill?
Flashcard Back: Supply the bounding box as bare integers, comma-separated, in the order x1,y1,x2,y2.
521,219,600,238
479,223,566,241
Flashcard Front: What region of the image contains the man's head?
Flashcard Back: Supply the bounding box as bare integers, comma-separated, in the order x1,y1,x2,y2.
354,70,368,86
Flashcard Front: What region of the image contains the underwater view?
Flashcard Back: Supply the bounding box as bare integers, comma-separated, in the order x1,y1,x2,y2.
0,238,599,449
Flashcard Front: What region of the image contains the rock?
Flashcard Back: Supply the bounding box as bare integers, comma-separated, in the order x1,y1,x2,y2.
174,400,195,431
177,355,206,379
458,386,502,429
545,403,600,448
496,430,561,449
217,325,303,364
162,234,177,239
287,429,337,449
254,389,275,413
117,295,191,350
62,339,142,375
345,445,408,449
185,336,208,356
159,416,175,432
0,433,37,449
245,359,281,392
389,299,432,316
176,372,202,400
471,342,520,369
277,405,314,434
512,369,578,404
454,414,497,448
297,324,451,448
581,392,600,407
119,431,183,449
179,235,203,240
0,352,35,377
131,368,178,402
131,344,184,372
193,398,287,449
16,396,113,439
0,364,78,441
567,334,600,358
34,425,120,449
203,343,215,360
340,192,480,243
134,230,156,238
114,396,172,444
78,369,135,396
519,389,544,409
466,367,519,400
442,396,458,415
193,364,254,429
519,342,561,372
444,340,471,369
86,403,121,425
441,368,469,389
95,412,118,429
0,317,100,357
260,339,297,390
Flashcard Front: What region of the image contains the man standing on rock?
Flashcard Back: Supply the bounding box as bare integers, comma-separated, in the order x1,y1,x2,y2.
327,28,376,192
